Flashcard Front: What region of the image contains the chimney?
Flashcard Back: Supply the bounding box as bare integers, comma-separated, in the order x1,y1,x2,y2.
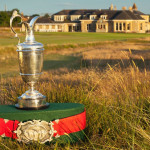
129,6,133,11
122,6,127,10
109,4,113,10
132,3,138,10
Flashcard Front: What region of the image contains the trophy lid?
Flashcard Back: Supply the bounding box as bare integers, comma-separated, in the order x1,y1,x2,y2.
17,41,44,51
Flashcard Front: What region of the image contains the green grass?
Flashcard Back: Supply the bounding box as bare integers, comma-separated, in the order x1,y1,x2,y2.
0,32,149,46
44,54,81,70
35,32,150,45
0,32,150,149
0,57,19,78
0,54,81,78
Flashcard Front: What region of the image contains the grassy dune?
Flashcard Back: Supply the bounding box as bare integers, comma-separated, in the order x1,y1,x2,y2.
0,31,150,149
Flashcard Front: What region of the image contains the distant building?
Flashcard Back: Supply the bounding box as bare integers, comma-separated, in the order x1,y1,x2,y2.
22,3,150,33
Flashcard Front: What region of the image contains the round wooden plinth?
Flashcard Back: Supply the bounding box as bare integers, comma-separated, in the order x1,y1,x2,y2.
0,103,86,144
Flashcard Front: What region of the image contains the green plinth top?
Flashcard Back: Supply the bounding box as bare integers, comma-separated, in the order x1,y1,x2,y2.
0,103,85,122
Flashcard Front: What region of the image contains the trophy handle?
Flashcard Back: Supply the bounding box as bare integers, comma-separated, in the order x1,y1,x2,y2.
10,10,22,43
10,10,40,43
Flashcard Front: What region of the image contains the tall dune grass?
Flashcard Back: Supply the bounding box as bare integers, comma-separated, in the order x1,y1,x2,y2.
0,31,149,149
0,57,150,149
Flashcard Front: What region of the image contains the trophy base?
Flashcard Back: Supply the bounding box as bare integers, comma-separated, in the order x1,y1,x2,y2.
15,103,49,110
16,89,49,110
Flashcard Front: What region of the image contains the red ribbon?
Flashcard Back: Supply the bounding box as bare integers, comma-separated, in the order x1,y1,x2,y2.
0,110,86,139
0,119,19,139
53,110,86,137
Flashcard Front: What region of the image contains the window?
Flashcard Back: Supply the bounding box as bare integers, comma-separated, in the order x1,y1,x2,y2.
69,26,72,32
52,25,55,29
127,23,130,30
98,24,106,30
87,24,89,30
91,16,96,20
73,26,76,31
76,16,79,20
116,23,118,31
56,16,62,21
35,25,38,28
77,26,81,31
54,16,64,21
71,16,80,21
119,23,122,31
101,15,107,19
58,25,61,29
46,25,49,29
61,16,64,21
39,25,42,29
73,26,80,31
123,23,125,30
140,23,143,30
87,24,91,31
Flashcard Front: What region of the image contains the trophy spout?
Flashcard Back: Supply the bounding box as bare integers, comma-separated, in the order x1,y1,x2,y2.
25,16,40,43
29,16,40,29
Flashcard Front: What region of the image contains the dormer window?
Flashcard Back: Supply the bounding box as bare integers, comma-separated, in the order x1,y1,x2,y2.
90,15,97,20
101,15,107,20
71,15,81,21
54,15,64,22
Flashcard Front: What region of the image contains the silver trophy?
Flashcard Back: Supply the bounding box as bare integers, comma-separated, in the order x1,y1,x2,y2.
10,10,49,109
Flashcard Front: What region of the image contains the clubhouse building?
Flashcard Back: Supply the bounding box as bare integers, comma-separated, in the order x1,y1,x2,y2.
22,3,150,33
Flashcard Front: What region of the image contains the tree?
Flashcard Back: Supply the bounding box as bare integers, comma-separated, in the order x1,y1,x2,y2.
31,14,40,17
44,13,49,17
0,9,21,27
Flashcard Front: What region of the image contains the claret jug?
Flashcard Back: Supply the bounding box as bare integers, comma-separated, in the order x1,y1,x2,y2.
10,10,49,109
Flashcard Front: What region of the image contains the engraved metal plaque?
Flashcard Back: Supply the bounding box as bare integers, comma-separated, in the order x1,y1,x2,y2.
14,120,57,144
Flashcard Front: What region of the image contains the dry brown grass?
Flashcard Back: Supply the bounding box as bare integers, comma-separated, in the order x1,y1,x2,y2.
1,62,150,149
0,35,150,149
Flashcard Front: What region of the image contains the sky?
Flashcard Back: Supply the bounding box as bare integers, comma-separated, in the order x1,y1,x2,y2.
0,0,150,15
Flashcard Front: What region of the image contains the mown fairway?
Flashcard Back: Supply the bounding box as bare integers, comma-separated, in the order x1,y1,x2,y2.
0,31,150,149
0,31,149,46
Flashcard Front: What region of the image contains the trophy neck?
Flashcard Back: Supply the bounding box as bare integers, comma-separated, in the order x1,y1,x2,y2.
25,29,35,43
